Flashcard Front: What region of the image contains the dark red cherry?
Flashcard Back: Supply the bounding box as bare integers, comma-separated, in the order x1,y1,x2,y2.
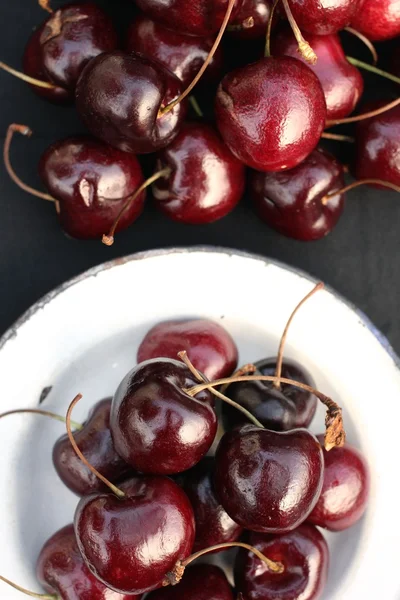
37,524,138,599
152,122,245,224
354,102,400,187
134,0,243,36
215,57,326,172
351,0,400,41
23,2,118,102
110,358,217,474
181,457,243,552
250,147,345,240
273,26,363,120
146,564,234,600
308,434,370,531
75,51,187,154
285,0,361,34
53,398,131,496
74,475,195,594
39,136,145,239
228,0,273,40
234,524,329,600
214,424,324,533
126,15,223,88
137,318,238,380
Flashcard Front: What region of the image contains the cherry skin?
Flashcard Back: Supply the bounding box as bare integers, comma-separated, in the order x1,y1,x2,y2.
284,0,360,35
137,318,238,380
215,57,326,172
146,564,234,600
234,524,329,600
53,398,131,496
308,434,370,531
37,524,139,600
249,147,345,241
39,136,145,239
180,457,243,552
134,0,243,36
74,475,195,594
273,26,363,120
214,424,324,533
354,102,400,187
23,2,118,103
110,358,217,475
228,0,273,40
152,122,245,224
351,0,400,41
75,51,187,154
126,15,223,88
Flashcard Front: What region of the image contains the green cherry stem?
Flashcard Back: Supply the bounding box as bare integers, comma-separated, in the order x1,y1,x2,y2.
264,0,280,57
344,29,378,66
326,97,400,127
0,575,58,599
347,56,400,85
0,408,83,430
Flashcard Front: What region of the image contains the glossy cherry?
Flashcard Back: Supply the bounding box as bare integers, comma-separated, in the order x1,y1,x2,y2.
215,57,326,172
110,358,217,474
284,0,360,34
134,0,243,36
75,51,186,154
250,147,345,240
228,0,273,40
273,26,363,120
75,475,195,594
308,435,370,531
37,524,139,599
23,2,118,103
354,102,400,187
53,398,131,496
152,122,245,224
351,0,400,41
181,457,243,552
214,424,324,532
234,524,329,600
146,564,234,600
137,318,238,380
126,15,223,87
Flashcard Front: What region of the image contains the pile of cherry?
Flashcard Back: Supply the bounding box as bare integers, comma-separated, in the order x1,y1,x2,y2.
0,283,370,599
1,0,400,242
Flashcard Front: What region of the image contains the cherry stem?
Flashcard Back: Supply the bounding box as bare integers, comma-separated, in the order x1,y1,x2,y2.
4,124,57,203
322,179,400,204
0,61,57,89
265,0,280,57
227,16,255,32
326,96,400,127
274,282,324,390
220,362,257,393
344,28,378,66
179,351,264,428
347,56,400,85
39,0,53,13
185,375,345,451
164,542,283,586
159,0,236,116
321,132,355,143
0,408,83,430
102,167,171,246
280,0,317,64
189,95,204,118
66,394,125,498
0,575,58,599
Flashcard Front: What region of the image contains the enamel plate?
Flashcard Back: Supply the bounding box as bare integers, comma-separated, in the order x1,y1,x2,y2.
0,247,399,599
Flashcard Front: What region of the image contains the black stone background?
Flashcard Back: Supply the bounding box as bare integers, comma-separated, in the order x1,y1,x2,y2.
0,0,399,351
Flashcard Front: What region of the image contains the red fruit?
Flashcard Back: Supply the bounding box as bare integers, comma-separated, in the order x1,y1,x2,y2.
229,0,273,40
147,564,234,600
351,0,400,41
286,0,360,34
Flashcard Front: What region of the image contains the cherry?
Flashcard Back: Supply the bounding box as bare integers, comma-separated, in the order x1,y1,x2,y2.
134,0,243,36
75,475,196,594
110,358,217,474
146,564,234,600
53,398,131,496
273,26,363,120
308,434,370,531
126,14,223,88
152,122,245,224
215,57,326,172
137,318,238,381
234,524,329,600
351,0,400,41
180,457,243,552
249,147,345,240
228,0,273,40
214,424,324,532
284,0,361,35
